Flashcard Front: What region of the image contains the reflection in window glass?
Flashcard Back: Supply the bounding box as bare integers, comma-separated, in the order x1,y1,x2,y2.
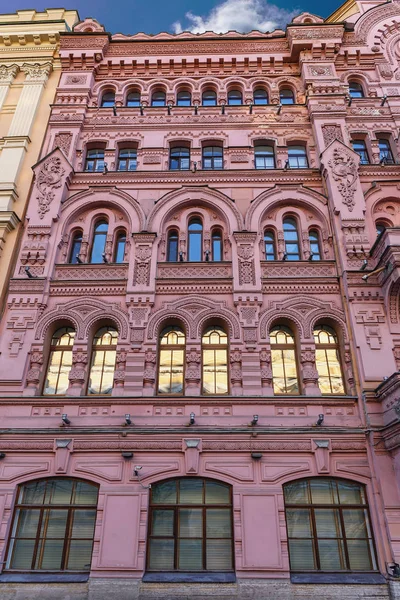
188,218,203,262
309,230,321,260
152,91,166,106
270,325,299,394
88,327,118,395
69,231,82,264
6,479,98,572
101,91,115,107
114,232,126,263
288,146,308,169
255,145,275,169
253,88,268,105
167,230,179,262
378,139,394,164
284,478,377,572
376,223,386,237
117,148,137,171
280,88,294,104
227,89,242,105
349,81,364,98
177,90,191,106
352,140,369,165
170,147,190,170
212,230,223,262
148,478,233,572
158,327,185,395
202,90,217,106
85,149,105,172
283,218,300,260
90,221,108,264
126,91,141,107
203,146,223,170
44,327,75,395
314,325,344,395
202,327,228,395
264,230,276,260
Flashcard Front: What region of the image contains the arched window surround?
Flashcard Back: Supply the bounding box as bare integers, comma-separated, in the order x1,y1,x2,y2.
5,477,99,573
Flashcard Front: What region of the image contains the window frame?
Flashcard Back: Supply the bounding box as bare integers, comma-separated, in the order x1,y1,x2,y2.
202,89,217,106
202,145,223,170
89,220,108,264
169,146,190,171
314,325,345,395
117,147,137,171
113,230,127,263
176,90,192,106
126,91,141,107
157,326,186,396
146,477,234,573
378,138,395,164
227,89,243,105
211,229,223,262
188,217,203,262
287,145,309,169
201,326,229,396
264,229,276,261
43,327,75,396
68,230,83,264
254,144,275,169
352,139,370,165
167,229,179,262
87,325,118,395
284,478,378,574
280,88,295,105
283,217,301,260
151,90,166,107
100,91,115,107
348,81,364,99
5,478,98,573
84,149,105,173
253,88,268,105
309,229,322,261
270,324,300,395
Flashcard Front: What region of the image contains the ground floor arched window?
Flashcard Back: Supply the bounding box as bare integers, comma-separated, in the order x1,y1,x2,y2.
284,478,377,572
6,478,98,572
147,478,233,572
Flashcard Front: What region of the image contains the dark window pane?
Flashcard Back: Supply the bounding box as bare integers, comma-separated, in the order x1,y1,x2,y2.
179,479,203,504
228,89,242,105
152,91,166,106
280,88,294,104
167,231,179,262
177,91,191,106
126,92,140,107
349,82,364,98
152,480,177,504
254,88,268,105
148,539,175,569
101,92,115,107
202,90,217,106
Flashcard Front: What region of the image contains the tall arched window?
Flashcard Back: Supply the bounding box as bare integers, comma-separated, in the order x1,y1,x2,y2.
101,91,115,107
85,149,105,172
264,229,276,260
69,231,82,264
309,229,321,261
6,478,98,572
202,146,223,170
151,91,166,106
114,231,126,263
147,478,233,572
117,148,137,171
253,88,268,105
90,220,108,263
288,145,308,168
270,325,299,394
167,230,179,262
280,88,295,104
284,478,377,572
283,218,301,260
169,146,190,170
88,326,118,395
202,89,217,106
314,325,344,395
176,90,191,106
212,229,223,262
254,144,275,169
227,89,242,105
188,218,203,262
158,326,185,394
349,81,364,98
202,326,228,395
44,327,75,395
126,91,141,107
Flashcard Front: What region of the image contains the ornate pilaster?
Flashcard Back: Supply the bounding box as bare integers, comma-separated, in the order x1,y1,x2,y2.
0,65,18,111
230,349,243,395
300,348,320,395
143,349,157,396
113,350,127,393
24,349,44,396
185,348,201,396
260,349,273,395
8,62,52,137
67,350,88,396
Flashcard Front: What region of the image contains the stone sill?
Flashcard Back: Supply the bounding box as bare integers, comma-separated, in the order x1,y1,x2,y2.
291,572,386,584
143,572,236,583
0,573,89,583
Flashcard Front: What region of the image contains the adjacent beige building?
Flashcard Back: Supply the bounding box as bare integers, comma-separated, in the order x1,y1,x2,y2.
0,9,79,312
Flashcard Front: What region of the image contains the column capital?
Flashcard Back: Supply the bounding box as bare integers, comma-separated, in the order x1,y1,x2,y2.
0,64,19,85
21,62,52,83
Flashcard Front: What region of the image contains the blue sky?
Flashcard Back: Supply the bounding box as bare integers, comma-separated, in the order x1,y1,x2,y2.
0,0,343,35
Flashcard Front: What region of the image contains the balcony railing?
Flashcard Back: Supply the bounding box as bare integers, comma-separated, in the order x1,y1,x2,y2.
157,262,232,280
53,264,128,281
261,260,337,279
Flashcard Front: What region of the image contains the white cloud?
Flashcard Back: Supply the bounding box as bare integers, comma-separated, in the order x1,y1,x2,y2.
172,0,297,34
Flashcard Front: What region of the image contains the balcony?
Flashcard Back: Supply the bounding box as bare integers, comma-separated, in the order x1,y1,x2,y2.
51,263,128,296
156,261,233,294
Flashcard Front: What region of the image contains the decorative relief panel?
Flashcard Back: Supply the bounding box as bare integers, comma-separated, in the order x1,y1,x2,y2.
328,148,358,212
322,125,344,147
36,156,65,219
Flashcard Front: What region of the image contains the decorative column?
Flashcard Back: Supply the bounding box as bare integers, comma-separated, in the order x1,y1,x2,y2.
67,350,88,396
143,349,157,396
260,349,273,395
24,349,44,396
0,65,18,111
230,349,243,396
185,348,201,396
113,350,127,395
300,348,320,396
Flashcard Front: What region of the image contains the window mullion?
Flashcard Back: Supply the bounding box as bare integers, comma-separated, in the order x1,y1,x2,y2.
61,507,74,570
31,507,44,570
338,507,351,570
310,507,321,571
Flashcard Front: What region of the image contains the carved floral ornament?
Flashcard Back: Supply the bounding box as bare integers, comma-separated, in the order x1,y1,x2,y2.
36,157,65,219
21,62,52,82
328,148,358,212
0,64,18,83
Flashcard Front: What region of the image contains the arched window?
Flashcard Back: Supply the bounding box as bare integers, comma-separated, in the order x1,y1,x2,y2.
212,229,223,261
88,326,118,395
253,88,268,105
280,88,295,105
69,231,82,264
117,148,137,171
101,91,115,107
376,222,386,236
349,81,364,98
85,149,105,172
167,230,179,262
188,218,203,262
288,145,308,169
114,231,126,263
378,139,394,164
90,220,108,264
5,478,98,572
176,90,191,106
169,146,190,170
157,326,185,394
202,326,228,395
284,478,377,572
227,89,242,105
202,89,217,106
202,146,223,170
309,229,321,261
126,91,141,107
264,229,276,260
283,218,301,260
44,327,75,395
151,91,166,106
147,478,233,572
270,325,299,394
314,325,345,395
352,140,369,165
254,144,275,169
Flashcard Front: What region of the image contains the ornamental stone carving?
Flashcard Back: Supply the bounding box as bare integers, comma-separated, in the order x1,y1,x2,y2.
53,133,73,158
36,156,65,219
114,350,127,387
25,350,44,392
186,349,201,394
300,348,320,394
328,148,358,212
230,349,243,392
21,62,52,82
322,125,344,147
0,64,18,83
309,65,333,76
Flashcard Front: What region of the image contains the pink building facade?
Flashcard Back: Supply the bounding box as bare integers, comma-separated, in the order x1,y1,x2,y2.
0,2,400,598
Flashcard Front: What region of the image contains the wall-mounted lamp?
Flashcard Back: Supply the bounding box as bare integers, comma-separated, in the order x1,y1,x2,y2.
0,453,6,460
125,414,132,426
205,250,210,262
102,253,108,263
76,255,84,264
282,252,288,261
381,95,387,106
283,159,290,171
347,96,352,106
249,103,253,114
316,414,324,426
167,103,172,115
25,266,38,279
221,104,225,115
308,252,315,262
121,451,133,460
360,259,368,271
191,161,197,173
251,452,262,460
189,412,195,425
389,563,400,578
179,251,184,262
112,105,117,116
102,163,108,175
140,104,144,116
134,465,142,477
251,415,259,426
194,104,199,115
277,103,282,115
362,263,391,281
62,414,71,426
380,157,387,166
